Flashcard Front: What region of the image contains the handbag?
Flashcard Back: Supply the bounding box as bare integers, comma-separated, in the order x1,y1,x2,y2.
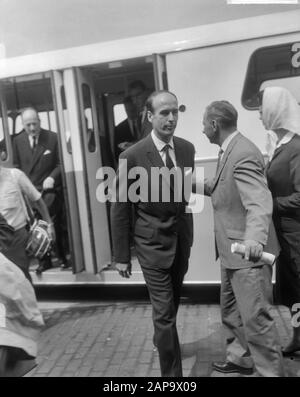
25,219,52,260
10,169,52,259
21,194,52,259
9,169,52,260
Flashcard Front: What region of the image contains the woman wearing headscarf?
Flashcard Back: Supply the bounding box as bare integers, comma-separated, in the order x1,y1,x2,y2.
259,86,300,356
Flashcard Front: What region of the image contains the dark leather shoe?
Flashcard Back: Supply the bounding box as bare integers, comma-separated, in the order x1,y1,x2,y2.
212,361,253,375
61,262,70,270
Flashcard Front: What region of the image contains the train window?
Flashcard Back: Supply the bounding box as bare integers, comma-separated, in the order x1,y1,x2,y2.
4,73,56,135
242,42,300,109
82,84,96,153
7,117,14,136
60,86,72,154
0,108,7,161
38,111,58,132
12,110,57,135
113,104,127,126
14,115,22,134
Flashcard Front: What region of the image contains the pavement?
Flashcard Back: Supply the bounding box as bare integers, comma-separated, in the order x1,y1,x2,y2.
22,300,300,377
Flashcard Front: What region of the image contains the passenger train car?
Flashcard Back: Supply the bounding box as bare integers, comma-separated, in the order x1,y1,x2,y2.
0,9,299,286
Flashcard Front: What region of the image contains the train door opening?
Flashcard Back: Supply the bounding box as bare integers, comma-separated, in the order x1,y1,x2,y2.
77,55,166,282
0,72,84,280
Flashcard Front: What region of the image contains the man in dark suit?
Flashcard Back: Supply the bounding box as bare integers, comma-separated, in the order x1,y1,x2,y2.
198,101,284,376
114,96,139,159
13,107,65,274
111,90,195,377
128,80,153,139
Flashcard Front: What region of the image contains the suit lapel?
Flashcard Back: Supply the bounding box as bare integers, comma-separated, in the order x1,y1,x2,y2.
269,145,284,163
211,132,241,192
19,132,34,172
29,130,47,173
22,132,33,157
173,137,184,174
146,134,165,168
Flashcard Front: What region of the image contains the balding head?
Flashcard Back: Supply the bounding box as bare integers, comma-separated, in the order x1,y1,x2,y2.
21,107,41,136
147,90,178,142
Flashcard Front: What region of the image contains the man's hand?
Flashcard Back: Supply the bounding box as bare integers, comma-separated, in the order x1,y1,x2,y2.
114,262,132,278
47,223,56,242
118,142,135,151
43,176,55,191
243,240,263,262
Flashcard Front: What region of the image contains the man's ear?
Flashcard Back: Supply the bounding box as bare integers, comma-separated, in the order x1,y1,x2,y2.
147,110,153,123
212,120,218,132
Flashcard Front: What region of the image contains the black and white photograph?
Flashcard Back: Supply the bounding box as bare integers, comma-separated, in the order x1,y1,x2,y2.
0,0,300,380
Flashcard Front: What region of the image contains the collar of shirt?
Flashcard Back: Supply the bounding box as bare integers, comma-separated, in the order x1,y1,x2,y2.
151,130,174,151
220,130,239,159
151,130,176,167
29,132,40,146
275,130,295,150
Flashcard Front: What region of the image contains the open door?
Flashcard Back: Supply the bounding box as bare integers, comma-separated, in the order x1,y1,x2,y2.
0,82,13,167
51,70,84,273
75,68,111,273
153,54,168,90
104,93,126,168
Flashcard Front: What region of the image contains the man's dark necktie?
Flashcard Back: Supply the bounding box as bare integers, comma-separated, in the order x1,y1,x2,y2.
162,144,176,202
32,136,37,152
215,148,224,176
132,120,138,141
162,144,175,170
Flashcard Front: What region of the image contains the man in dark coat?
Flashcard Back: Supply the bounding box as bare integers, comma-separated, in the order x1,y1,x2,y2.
111,90,195,377
128,80,153,139
114,96,139,159
13,107,66,274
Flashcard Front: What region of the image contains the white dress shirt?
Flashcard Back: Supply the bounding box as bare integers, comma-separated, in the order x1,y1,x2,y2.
28,133,40,148
151,130,177,167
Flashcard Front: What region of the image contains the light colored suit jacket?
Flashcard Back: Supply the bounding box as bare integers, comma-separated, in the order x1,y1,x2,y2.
205,132,278,269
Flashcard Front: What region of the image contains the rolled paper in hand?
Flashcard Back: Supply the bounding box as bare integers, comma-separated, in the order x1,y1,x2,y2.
231,242,275,265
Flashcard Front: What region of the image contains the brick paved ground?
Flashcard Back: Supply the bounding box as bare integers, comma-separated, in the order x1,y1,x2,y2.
25,302,300,377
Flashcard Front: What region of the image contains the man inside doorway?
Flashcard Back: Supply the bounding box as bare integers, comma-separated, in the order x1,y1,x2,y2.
13,107,69,274
128,80,153,140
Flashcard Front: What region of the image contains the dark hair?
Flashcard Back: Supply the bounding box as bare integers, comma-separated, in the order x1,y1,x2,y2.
128,80,146,92
146,90,178,112
205,100,238,129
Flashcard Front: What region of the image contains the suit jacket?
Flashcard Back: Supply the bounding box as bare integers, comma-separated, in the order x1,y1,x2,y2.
114,118,137,158
205,132,277,269
13,129,61,191
111,133,195,269
139,114,152,140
